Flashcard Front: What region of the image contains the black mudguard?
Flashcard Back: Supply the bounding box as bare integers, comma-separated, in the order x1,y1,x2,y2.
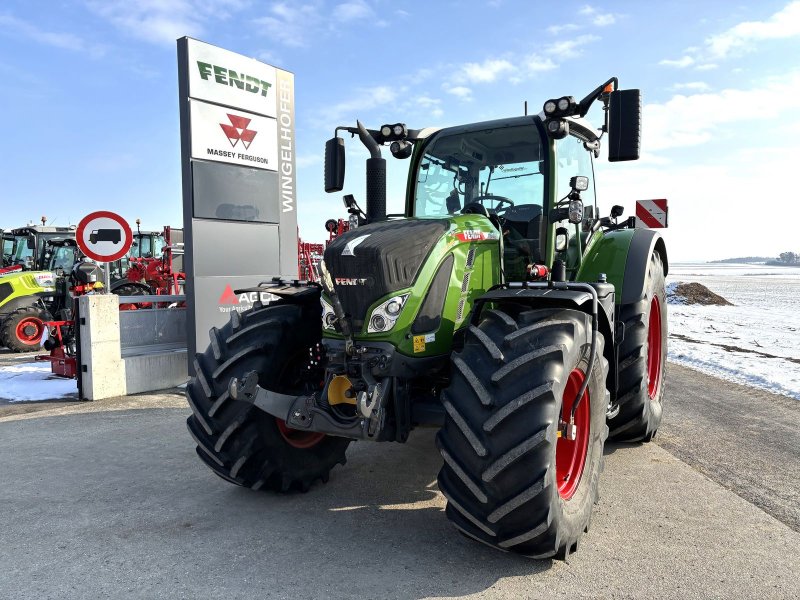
621,229,668,304
472,283,617,398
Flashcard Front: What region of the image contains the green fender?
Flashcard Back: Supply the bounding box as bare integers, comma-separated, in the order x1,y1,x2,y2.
576,228,668,305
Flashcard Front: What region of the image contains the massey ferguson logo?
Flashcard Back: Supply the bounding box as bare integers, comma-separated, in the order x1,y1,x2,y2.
218,284,276,313
220,114,257,150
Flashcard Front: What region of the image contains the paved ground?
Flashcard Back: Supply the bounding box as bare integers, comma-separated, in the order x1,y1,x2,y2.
659,363,800,532
0,362,798,599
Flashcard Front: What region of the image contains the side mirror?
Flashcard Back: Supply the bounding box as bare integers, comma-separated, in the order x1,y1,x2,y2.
26,235,36,250
608,89,641,162
611,205,625,219
325,137,345,193
555,227,569,252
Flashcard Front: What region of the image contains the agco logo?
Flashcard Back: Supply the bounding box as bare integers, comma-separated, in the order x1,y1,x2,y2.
196,62,272,98
218,284,276,313
220,114,257,150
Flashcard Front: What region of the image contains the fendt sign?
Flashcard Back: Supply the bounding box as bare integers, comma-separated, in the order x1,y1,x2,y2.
178,38,298,369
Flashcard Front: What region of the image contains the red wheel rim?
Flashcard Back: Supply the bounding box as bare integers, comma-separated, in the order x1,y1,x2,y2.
556,369,591,500
15,317,44,344
275,418,326,449
647,296,663,400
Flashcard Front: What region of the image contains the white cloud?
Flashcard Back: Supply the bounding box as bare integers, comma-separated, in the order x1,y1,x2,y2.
672,81,711,92
0,14,101,55
445,86,472,99
255,2,323,48
644,71,800,152
333,0,373,22
578,4,618,27
547,23,580,35
459,59,514,83
544,34,599,58
662,2,800,70
316,85,397,124
87,0,247,46
659,56,695,68
592,13,616,26
414,95,444,117
706,1,800,58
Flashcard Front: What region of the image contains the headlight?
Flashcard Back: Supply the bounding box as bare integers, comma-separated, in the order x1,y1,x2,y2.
321,296,337,331
367,294,409,333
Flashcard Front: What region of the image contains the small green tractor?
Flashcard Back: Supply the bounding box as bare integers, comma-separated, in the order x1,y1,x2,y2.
186,77,667,558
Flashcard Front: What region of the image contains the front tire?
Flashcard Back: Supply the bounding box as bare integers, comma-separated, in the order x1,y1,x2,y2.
0,306,51,352
437,307,608,558
186,302,351,492
608,251,667,442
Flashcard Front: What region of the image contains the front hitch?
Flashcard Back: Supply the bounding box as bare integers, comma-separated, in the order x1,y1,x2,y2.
228,371,386,440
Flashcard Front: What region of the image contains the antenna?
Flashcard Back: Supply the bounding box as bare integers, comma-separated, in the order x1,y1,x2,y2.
524,101,528,116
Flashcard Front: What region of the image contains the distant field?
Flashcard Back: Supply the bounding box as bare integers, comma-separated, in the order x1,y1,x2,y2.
667,263,800,399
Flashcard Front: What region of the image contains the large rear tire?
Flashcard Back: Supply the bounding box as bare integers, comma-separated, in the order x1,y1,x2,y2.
0,306,51,352
186,302,351,492
437,307,608,558
608,251,667,442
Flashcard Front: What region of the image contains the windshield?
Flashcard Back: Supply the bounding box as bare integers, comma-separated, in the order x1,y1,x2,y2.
414,123,545,218
48,246,76,272
11,235,35,266
132,234,165,258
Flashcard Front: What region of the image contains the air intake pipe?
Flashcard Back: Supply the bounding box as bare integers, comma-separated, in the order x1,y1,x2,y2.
356,120,386,223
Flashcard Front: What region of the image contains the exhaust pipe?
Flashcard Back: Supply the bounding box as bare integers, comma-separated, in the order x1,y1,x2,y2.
356,120,386,223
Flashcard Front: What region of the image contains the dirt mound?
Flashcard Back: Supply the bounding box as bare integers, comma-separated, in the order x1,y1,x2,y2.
668,282,733,306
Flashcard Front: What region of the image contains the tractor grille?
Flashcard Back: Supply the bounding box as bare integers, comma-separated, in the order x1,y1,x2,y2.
0,282,11,305
324,219,448,329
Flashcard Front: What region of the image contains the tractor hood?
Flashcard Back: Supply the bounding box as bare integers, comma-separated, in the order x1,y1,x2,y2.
323,219,449,329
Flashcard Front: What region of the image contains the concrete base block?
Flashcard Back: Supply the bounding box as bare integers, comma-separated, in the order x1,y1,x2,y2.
124,350,188,395
79,295,126,400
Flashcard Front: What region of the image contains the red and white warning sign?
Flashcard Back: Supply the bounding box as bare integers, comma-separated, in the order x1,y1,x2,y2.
76,211,133,262
635,199,668,229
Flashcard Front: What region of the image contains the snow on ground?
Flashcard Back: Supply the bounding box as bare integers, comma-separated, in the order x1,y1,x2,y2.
0,362,78,402
667,263,800,400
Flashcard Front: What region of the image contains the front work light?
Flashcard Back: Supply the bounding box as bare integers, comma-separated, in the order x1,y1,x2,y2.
390,140,413,159
545,118,569,139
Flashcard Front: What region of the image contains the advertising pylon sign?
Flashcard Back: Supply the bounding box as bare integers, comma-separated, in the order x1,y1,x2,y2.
178,38,298,369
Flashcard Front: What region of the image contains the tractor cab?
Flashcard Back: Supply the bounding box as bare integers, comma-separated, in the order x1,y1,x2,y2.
7,225,77,271
1,230,15,267
43,238,81,276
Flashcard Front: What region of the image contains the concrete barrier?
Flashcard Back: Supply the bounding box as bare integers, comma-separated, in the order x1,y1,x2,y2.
78,294,187,399
78,294,126,400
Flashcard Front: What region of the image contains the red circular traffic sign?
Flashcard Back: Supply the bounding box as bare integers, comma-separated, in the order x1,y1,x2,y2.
76,211,133,262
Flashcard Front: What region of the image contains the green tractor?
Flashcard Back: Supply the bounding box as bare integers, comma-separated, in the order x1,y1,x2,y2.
185,77,667,558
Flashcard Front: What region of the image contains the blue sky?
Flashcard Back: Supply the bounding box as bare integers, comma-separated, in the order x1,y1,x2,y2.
1,0,799,261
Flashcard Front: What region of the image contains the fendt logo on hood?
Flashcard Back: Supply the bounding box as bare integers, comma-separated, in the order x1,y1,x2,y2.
220,114,257,150
218,284,277,313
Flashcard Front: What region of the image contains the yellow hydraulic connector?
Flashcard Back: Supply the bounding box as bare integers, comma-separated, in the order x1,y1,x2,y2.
327,375,356,405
